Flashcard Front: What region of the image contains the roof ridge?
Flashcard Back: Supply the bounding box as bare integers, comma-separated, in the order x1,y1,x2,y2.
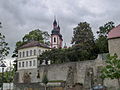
108,24,120,39
18,41,50,49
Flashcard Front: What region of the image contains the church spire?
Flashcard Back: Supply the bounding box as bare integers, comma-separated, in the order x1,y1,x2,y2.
58,25,60,30
53,16,57,28
51,18,63,48
57,20,60,30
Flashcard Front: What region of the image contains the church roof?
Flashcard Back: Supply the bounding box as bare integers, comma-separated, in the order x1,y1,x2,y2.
51,19,63,41
108,24,120,39
19,41,50,49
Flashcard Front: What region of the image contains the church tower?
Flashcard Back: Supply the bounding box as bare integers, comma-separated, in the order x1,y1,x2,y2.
108,24,120,58
51,19,63,48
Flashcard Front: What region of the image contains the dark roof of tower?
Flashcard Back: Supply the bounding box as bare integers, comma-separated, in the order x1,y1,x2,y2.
53,19,57,25
51,28,59,34
51,29,63,41
108,24,120,39
19,41,50,49
51,19,63,41
58,25,60,30
59,34,63,41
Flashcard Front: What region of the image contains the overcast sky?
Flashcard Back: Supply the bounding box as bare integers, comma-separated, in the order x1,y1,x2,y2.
0,0,120,66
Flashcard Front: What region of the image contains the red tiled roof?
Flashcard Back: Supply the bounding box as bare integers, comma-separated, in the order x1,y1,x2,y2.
108,24,120,39
19,41,50,49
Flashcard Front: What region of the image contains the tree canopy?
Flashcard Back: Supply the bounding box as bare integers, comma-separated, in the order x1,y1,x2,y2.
95,21,115,53
72,22,94,45
12,29,50,58
0,22,9,62
71,22,97,60
39,22,97,64
101,54,120,88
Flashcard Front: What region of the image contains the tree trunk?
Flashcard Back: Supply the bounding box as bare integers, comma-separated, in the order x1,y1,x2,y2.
117,78,120,89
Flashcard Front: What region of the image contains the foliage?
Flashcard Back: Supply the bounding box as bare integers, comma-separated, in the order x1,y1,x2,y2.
12,29,50,71
0,67,15,83
38,48,69,64
71,22,97,60
42,74,48,85
70,44,97,60
12,29,50,58
23,29,44,43
101,54,120,87
101,54,120,79
96,21,115,53
71,22,94,45
39,46,96,65
39,22,98,64
0,22,10,61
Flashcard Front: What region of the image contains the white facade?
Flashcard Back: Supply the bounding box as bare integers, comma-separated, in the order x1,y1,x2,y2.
17,46,50,70
3,83,13,90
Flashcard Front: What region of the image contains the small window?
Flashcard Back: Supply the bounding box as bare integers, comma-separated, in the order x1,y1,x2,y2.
30,50,32,56
19,62,21,67
19,52,21,58
23,51,25,57
34,49,36,55
26,51,29,57
54,37,56,42
29,61,32,66
26,61,28,67
33,60,35,66
22,62,24,67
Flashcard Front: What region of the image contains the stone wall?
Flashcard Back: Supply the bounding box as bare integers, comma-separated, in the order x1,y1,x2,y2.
108,38,120,58
14,54,119,90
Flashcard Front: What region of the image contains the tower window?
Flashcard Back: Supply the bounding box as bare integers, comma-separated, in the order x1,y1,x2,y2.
54,37,56,42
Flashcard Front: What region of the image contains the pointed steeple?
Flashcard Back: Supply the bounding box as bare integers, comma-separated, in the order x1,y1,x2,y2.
53,16,57,28
57,25,60,30
53,19,57,26
51,18,63,48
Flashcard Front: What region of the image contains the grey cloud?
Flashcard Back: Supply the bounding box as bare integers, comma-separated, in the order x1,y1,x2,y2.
0,0,120,60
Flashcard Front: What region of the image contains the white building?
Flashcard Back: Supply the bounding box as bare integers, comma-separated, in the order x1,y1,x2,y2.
3,83,13,90
17,41,50,70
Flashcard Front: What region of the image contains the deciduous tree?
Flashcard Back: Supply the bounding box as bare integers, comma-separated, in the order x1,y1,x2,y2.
101,54,120,88
0,22,9,62
71,22,97,60
96,21,115,53
12,29,50,71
